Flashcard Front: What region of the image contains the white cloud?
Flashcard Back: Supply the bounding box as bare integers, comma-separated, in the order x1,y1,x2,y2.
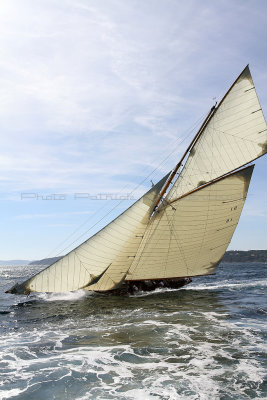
0,0,227,196
1,0,267,257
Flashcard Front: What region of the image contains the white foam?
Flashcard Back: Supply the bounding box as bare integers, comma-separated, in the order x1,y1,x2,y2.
122,388,163,399
1,264,266,399
1,333,265,400
37,289,89,302
0,387,28,399
128,279,267,297
185,279,267,291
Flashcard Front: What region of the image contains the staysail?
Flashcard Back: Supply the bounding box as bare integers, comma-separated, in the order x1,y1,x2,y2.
10,175,169,294
126,165,254,281
167,66,267,200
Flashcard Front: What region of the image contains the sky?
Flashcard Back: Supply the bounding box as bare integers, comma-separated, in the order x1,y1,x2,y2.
0,0,267,260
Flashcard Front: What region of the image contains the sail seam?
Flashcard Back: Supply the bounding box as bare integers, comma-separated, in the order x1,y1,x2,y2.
213,106,263,129
128,210,166,278
210,241,231,250
164,210,191,275
222,197,246,203
216,93,259,114
217,223,237,231
212,127,266,145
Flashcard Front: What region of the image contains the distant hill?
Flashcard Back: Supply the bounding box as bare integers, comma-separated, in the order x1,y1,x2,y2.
28,257,62,266
222,250,267,263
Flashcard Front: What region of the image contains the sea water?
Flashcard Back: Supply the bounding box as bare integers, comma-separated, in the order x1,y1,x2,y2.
0,262,266,399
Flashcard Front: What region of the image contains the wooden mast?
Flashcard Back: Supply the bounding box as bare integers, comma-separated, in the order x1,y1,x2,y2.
153,64,250,211
153,105,216,210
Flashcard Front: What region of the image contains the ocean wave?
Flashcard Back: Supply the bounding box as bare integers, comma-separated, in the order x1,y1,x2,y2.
1,264,266,399
185,279,267,291
0,338,265,400
36,290,90,302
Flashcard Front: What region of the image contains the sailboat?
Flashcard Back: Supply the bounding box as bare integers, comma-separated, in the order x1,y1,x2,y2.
7,65,267,295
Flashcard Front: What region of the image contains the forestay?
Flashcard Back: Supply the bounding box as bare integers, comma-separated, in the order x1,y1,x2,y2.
18,175,169,293
167,66,267,200
126,165,254,281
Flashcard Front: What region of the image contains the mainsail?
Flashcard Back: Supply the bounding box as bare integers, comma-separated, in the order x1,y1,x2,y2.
126,165,254,281
7,66,266,294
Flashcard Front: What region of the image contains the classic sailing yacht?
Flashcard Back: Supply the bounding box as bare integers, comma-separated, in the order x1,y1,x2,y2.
7,65,267,295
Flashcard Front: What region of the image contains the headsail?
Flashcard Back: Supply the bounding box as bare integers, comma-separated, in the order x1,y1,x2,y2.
126,165,254,281
9,174,169,294
167,66,267,200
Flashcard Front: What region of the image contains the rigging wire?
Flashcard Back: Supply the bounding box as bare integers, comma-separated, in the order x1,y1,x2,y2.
44,112,207,258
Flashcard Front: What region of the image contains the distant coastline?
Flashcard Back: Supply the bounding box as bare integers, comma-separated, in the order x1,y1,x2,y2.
222,250,267,263
1,250,267,266
28,257,62,266
29,250,267,266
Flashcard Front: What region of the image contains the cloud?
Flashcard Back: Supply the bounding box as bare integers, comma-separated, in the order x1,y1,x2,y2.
1,0,267,257
0,0,233,195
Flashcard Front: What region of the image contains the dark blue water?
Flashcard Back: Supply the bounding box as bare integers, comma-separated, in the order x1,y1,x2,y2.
0,263,266,399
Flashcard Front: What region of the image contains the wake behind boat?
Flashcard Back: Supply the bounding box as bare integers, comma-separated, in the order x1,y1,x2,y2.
7,65,267,295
